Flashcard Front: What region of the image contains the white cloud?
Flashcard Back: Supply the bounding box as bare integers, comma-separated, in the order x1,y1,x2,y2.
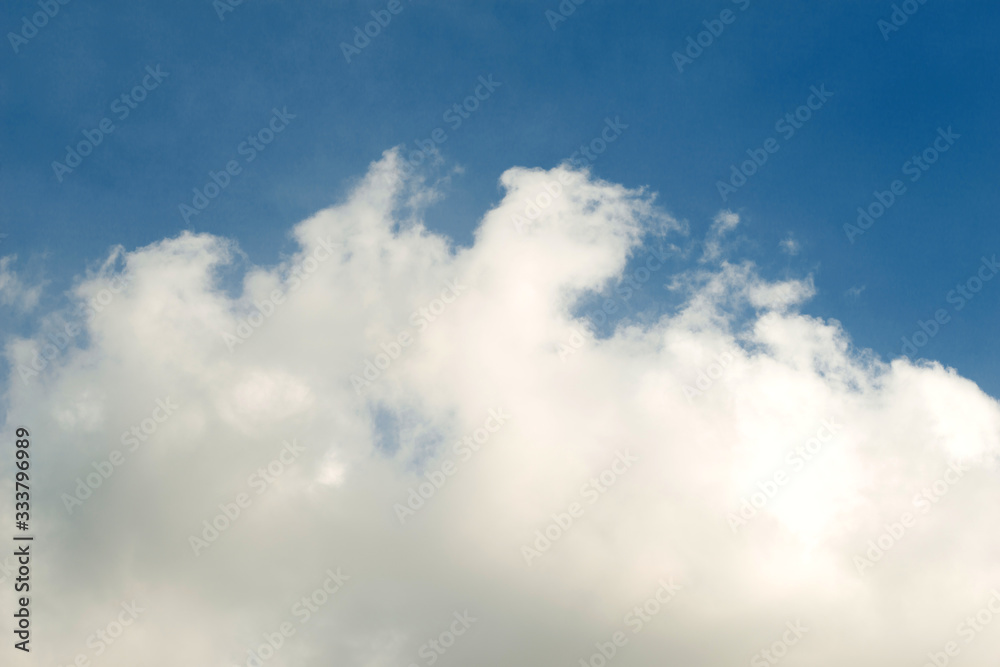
701,210,740,262
0,255,42,311
846,285,867,298
3,149,1000,667
779,234,801,256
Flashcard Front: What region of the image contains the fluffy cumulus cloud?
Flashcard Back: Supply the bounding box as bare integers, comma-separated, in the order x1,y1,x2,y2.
3,149,1000,667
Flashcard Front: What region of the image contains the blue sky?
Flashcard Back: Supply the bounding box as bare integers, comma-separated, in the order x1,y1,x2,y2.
3,0,999,395
8,4,1000,664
